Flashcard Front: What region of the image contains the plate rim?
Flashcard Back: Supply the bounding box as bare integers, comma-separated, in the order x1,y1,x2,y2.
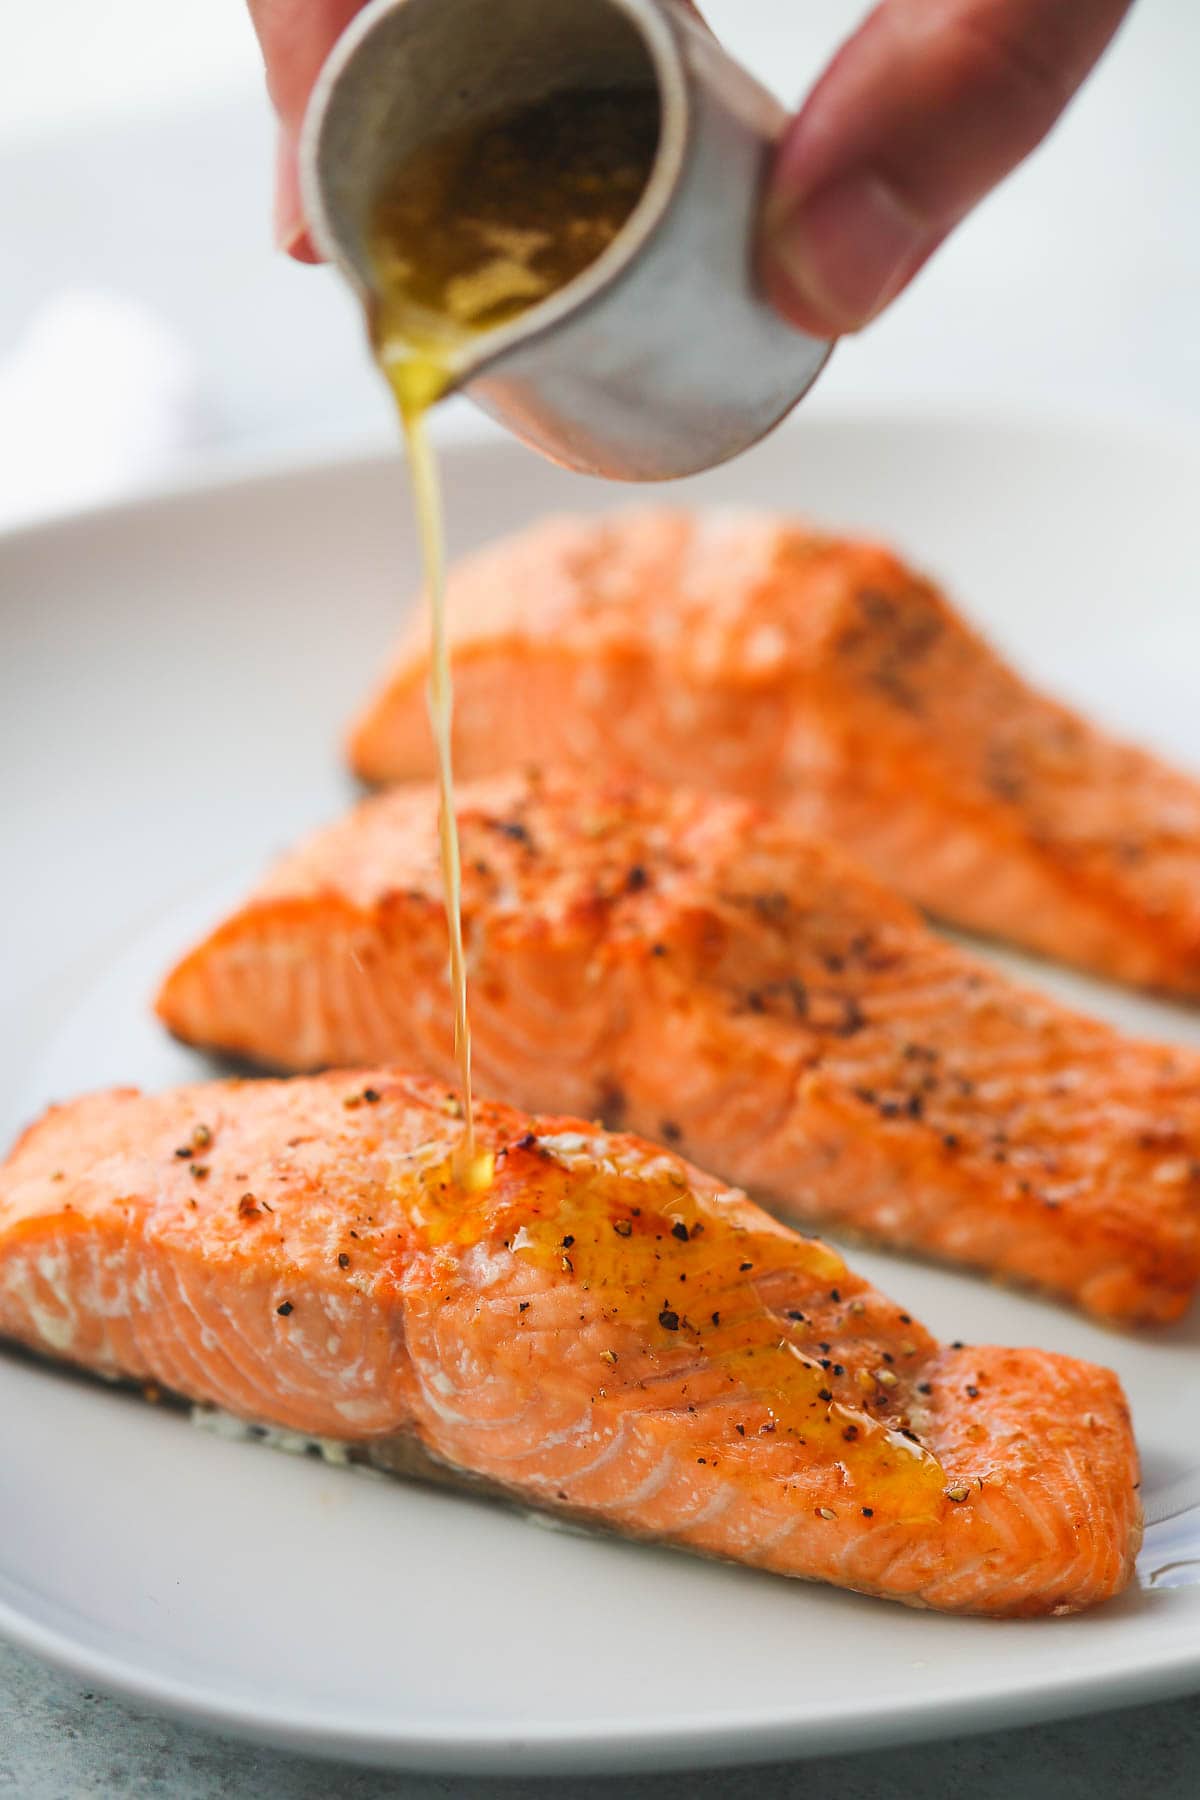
1,394,1198,554
3,1577,1199,1775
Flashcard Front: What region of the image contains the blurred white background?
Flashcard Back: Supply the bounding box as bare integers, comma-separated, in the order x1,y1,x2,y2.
1,0,1197,522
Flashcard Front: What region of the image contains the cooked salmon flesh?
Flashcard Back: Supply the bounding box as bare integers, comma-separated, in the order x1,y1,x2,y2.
0,1070,1139,1614
347,511,1200,998
158,770,1200,1326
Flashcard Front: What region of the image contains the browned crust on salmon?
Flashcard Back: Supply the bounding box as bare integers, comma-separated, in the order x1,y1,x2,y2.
346,511,1200,997
157,770,1200,1326
0,1069,1140,1615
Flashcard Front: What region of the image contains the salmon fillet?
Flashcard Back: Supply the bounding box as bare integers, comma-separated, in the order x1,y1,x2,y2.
0,1069,1139,1615
157,770,1200,1326
346,510,1200,998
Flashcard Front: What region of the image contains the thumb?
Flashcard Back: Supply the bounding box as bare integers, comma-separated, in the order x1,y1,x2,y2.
761,0,1132,338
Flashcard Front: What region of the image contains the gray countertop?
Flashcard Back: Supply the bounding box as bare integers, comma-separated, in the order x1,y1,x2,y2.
3,1638,1198,1799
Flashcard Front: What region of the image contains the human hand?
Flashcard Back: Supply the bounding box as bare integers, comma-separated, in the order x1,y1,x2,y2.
760,0,1133,336
249,0,1133,335
247,0,364,263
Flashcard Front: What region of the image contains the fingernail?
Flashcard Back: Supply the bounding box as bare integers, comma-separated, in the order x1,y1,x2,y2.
767,171,928,334
278,223,321,264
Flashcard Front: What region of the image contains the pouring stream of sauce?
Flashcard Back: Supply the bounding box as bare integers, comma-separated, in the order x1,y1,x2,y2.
368,86,659,1177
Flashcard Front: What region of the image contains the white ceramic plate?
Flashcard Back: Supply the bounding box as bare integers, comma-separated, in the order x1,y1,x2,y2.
3,410,1200,1775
